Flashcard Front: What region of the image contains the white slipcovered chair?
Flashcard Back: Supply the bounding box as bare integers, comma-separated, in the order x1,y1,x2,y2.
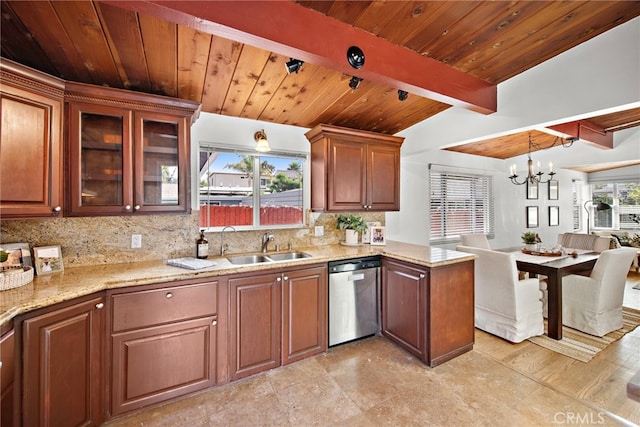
460,233,491,249
559,247,637,337
456,245,544,343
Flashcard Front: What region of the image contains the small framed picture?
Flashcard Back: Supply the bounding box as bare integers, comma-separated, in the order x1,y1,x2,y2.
548,180,559,200
362,221,381,244
526,206,539,228
526,180,538,199
549,206,560,226
370,226,386,246
33,245,64,275
0,243,32,268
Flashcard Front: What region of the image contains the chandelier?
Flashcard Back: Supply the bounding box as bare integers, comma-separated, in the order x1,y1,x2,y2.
508,133,572,185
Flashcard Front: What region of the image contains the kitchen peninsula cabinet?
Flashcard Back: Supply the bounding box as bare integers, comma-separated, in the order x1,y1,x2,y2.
109,279,219,416
21,293,106,426
0,325,15,427
0,59,64,218
65,81,200,216
229,264,327,380
305,124,403,212
381,258,474,367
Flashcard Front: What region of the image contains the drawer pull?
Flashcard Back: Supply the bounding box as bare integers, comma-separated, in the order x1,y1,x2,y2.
166,292,173,299
212,320,217,326
419,273,426,279
134,204,141,211
276,277,281,282
124,204,131,210
283,276,288,281
96,302,104,309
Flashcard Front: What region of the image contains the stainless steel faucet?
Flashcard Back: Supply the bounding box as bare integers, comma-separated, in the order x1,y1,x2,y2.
220,226,236,256
261,231,275,253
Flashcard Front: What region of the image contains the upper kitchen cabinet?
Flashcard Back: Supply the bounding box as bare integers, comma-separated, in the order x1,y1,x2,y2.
65,82,200,216
0,60,64,218
305,124,404,212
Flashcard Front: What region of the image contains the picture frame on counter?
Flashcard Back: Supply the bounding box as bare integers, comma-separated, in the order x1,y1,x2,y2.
362,221,381,244
526,206,539,228
0,242,32,268
33,245,64,275
370,226,386,245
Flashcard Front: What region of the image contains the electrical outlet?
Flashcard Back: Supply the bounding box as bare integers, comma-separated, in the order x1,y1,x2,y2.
314,226,324,237
131,234,142,249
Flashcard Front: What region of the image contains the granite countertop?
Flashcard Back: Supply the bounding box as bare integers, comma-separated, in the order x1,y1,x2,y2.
0,240,474,327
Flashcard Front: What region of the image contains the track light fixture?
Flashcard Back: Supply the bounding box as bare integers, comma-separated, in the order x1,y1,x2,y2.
397,90,409,101
349,76,363,90
347,46,365,69
285,58,304,74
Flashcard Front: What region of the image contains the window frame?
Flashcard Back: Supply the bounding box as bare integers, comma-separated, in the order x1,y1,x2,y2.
198,143,308,231
428,165,495,245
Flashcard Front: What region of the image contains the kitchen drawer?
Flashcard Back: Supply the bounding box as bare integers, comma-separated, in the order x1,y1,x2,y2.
111,281,217,332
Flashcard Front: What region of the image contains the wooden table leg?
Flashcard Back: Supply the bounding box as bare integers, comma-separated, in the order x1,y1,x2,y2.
546,271,563,340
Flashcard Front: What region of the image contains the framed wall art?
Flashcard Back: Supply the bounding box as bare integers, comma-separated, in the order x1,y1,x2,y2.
549,206,560,226
526,180,538,200
370,226,386,246
33,245,64,275
548,180,559,200
526,206,539,228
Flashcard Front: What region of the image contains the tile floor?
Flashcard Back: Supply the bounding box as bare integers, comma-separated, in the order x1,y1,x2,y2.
105,273,640,426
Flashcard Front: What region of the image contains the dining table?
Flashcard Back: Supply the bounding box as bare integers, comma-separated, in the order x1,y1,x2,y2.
507,249,599,340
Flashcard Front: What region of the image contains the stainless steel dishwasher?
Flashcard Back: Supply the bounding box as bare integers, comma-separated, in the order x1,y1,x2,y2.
328,256,380,347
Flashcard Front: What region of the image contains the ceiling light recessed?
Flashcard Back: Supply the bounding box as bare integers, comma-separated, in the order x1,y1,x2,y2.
347,46,365,69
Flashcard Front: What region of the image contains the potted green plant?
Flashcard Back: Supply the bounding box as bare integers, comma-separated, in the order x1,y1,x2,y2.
337,214,367,245
521,231,541,251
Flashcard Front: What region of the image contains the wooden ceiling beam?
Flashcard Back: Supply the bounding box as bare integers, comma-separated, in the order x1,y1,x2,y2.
99,0,497,115
548,120,613,150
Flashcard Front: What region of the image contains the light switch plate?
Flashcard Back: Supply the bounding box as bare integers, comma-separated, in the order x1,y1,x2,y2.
314,226,324,237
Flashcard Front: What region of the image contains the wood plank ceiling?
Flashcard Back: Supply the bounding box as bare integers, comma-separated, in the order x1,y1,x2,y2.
2,1,639,160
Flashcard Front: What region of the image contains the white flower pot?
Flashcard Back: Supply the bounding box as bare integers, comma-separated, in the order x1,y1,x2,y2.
524,243,538,251
345,230,359,245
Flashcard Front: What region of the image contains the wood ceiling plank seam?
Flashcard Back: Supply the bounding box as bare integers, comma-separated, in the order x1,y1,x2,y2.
373,98,449,135
325,0,372,27
316,81,386,128
200,36,242,114
350,1,408,36
50,0,122,88
221,44,271,117
403,1,479,53
176,26,211,102
375,1,447,47
139,13,178,97
241,52,289,121
2,1,80,80
294,0,334,17
94,2,151,92
471,2,640,83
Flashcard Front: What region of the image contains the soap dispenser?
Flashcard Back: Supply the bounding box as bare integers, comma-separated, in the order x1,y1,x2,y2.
196,230,209,259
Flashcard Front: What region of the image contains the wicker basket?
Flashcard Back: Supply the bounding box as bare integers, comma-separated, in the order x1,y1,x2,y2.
0,266,34,291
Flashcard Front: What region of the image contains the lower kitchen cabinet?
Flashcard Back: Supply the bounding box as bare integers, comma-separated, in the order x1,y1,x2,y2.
229,264,327,380
382,258,474,367
109,279,219,416
1,325,15,427
21,293,105,426
282,265,327,365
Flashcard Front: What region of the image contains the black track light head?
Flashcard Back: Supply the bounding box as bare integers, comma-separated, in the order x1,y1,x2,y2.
398,90,409,101
285,58,304,74
349,76,363,90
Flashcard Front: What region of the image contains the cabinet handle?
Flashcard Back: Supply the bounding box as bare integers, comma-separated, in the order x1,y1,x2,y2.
134,205,141,210
283,276,288,281
166,292,173,299
124,204,132,210
419,273,426,279
212,320,217,326
276,277,281,282
52,206,62,212
96,302,104,309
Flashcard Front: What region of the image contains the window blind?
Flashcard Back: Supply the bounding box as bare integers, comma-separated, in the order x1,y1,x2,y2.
429,166,495,244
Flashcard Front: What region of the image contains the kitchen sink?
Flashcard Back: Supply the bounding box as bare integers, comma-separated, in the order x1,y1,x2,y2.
226,251,313,265
226,254,273,265
267,251,312,261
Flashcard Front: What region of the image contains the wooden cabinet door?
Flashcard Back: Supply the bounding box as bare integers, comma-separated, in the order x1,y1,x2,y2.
111,316,217,416
0,81,63,218
229,272,282,380
1,329,15,427
134,111,189,213
282,266,327,365
381,259,427,360
367,143,400,211
22,295,105,427
327,139,367,211
67,102,134,215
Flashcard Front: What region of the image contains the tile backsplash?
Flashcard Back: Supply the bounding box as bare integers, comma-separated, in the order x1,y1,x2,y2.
1,211,384,267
